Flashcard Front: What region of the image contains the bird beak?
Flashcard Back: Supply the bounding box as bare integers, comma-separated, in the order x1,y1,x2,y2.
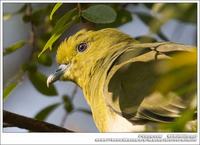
47,64,69,87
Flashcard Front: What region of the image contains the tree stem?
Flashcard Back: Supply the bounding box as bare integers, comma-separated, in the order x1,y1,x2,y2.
3,110,73,132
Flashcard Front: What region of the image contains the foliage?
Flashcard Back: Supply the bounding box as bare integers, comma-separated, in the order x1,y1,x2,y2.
156,50,197,95
3,3,197,132
28,71,58,96
81,5,117,24
39,8,78,56
35,103,61,121
3,82,18,100
155,50,197,132
3,40,26,56
37,53,52,66
49,3,62,20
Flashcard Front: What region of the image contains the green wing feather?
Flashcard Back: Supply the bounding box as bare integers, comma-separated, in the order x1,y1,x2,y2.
104,42,196,124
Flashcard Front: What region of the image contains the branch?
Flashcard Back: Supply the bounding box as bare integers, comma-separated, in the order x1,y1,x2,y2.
3,110,73,132
77,3,82,17
3,123,15,128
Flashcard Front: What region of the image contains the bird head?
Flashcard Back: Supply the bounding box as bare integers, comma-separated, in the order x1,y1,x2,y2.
47,28,134,87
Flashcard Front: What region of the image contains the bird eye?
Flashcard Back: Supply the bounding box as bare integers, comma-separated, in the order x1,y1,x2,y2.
77,42,87,52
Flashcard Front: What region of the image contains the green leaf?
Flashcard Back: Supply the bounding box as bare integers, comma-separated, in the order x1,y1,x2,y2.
160,108,196,132
157,3,197,23
35,103,60,121
22,62,37,72
36,33,52,50
82,4,117,24
41,32,61,53
50,3,62,20
3,13,13,21
37,53,52,66
3,82,18,100
3,40,26,56
76,108,92,115
96,7,132,29
112,8,132,26
177,4,197,23
28,71,58,96
62,95,74,113
137,13,154,24
156,50,197,96
39,8,78,57
38,16,79,57
52,8,77,34
38,31,62,57
31,9,46,26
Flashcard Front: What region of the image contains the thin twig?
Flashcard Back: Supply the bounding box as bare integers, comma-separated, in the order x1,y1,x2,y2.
61,86,78,127
77,3,81,17
71,85,78,101
27,3,37,59
60,111,69,127
74,108,92,115
3,110,73,132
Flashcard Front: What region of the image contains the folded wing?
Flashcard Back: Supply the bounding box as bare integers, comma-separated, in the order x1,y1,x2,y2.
104,42,196,124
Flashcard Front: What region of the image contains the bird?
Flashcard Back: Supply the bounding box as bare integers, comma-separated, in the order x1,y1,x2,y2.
46,28,197,132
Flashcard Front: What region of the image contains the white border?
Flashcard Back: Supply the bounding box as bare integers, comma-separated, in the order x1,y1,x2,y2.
0,0,199,145
1,133,199,144
0,0,3,141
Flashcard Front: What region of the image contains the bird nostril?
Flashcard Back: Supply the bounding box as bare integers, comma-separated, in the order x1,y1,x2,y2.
56,68,62,72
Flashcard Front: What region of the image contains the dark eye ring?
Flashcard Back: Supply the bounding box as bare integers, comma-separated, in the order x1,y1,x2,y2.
77,42,87,52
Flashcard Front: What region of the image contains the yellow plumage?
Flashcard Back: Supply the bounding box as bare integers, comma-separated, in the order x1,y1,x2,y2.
47,28,197,132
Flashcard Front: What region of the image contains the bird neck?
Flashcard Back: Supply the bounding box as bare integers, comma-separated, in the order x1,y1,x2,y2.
81,61,112,132
80,42,134,131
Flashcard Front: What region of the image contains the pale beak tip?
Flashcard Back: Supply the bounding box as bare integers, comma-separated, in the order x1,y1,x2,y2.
46,64,69,88
47,75,53,88
47,83,50,88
